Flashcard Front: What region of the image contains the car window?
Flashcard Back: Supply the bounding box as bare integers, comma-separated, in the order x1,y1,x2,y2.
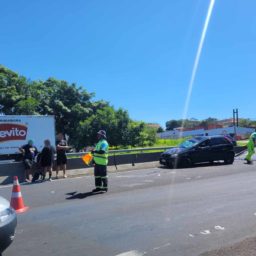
210,137,229,146
179,139,200,148
199,139,210,147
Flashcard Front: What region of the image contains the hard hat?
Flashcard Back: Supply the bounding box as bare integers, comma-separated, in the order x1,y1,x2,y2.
250,132,256,139
97,130,107,138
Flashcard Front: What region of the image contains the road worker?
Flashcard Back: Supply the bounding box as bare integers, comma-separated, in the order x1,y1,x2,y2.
91,130,109,192
245,132,256,164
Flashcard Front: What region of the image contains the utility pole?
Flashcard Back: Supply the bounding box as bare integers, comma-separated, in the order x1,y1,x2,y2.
233,109,239,135
236,108,239,127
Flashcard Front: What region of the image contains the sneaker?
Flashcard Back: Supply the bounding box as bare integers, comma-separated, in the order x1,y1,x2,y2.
64,175,67,178
48,178,52,182
92,188,101,193
101,188,108,192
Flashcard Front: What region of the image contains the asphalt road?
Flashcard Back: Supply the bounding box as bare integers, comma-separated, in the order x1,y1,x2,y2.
1,157,256,256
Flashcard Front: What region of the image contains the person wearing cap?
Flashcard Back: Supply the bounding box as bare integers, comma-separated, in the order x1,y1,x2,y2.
245,132,256,164
56,133,70,178
19,139,38,182
91,130,109,192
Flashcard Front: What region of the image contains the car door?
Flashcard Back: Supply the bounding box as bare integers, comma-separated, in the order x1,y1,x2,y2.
190,139,211,163
210,137,232,160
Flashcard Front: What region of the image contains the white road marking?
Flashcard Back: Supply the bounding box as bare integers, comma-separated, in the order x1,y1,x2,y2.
200,230,211,235
69,176,85,179
122,183,145,188
153,243,171,251
0,184,13,189
189,234,195,238
214,225,225,231
115,250,145,256
116,175,148,178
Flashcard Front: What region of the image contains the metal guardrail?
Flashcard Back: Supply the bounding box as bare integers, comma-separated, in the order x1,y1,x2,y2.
0,145,246,162
66,145,246,158
66,146,172,158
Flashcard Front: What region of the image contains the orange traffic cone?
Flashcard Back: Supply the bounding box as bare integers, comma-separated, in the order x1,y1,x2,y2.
10,176,29,213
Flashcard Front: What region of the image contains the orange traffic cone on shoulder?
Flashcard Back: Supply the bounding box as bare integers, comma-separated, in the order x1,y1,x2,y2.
10,176,29,213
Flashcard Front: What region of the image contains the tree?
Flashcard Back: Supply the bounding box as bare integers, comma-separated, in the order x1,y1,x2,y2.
76,105,118,149
0,64,157,149
166,120,181,130
0,65,34,114
157,127,164,133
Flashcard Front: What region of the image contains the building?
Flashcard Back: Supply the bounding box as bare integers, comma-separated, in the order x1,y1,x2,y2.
158,126,254,140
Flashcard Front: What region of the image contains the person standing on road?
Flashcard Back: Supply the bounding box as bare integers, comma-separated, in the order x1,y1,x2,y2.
56,133,70,178
40,139,55,181
245,132,256,164
19,139,38,182
91,130,109,193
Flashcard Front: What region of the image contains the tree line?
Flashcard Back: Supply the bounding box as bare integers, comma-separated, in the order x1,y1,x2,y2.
0,65,157,149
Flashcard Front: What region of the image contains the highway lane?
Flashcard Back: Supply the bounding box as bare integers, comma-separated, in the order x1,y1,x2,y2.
1,159,256,256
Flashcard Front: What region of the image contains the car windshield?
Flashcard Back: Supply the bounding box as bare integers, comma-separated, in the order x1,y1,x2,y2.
179,138,201,149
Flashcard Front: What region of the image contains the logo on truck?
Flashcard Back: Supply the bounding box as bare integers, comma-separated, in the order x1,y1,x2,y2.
0,123,28,142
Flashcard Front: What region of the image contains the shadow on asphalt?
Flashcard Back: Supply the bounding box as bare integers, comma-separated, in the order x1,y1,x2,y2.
66,191,103,200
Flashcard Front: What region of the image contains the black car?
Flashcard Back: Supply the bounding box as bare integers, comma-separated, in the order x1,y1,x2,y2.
160,136,235,168
224,134,237,146
0,196,17,255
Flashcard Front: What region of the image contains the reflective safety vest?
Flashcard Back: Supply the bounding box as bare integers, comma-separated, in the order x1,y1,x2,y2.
94,139,109,166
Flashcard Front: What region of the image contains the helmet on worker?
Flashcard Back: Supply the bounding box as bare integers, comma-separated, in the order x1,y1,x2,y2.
97,130,107,139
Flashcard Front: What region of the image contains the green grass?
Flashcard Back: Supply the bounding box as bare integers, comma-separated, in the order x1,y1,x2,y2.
154,137,190,147
237,140,248,146
68,138,190,159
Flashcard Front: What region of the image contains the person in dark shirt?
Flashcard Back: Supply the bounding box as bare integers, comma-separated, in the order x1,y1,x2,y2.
19,139,38,182
40,139,55,181
56,133,70,178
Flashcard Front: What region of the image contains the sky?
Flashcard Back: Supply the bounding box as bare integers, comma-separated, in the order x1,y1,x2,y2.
1,0,256,128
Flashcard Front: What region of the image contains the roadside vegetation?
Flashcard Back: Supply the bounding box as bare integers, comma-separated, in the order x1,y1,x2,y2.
0,65,157,150
237,140,248,147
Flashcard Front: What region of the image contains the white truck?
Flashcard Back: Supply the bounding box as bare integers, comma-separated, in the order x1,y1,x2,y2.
0,115,55,158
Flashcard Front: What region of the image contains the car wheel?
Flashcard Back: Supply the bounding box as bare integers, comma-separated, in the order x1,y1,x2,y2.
224,152,234,164
181,157,192,168
166,160,173,168
167,159,178,169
